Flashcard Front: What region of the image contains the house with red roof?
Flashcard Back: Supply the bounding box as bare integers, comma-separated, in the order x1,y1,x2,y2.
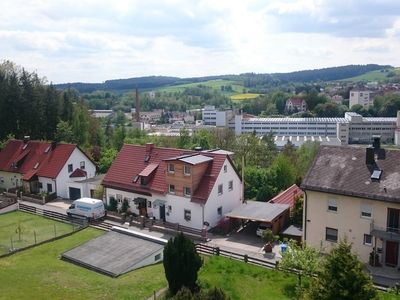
0,139,96,199
285,97,307,112
268,184,304,213
102,143,243,230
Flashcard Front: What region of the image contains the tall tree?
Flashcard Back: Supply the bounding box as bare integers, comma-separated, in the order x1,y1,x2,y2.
163,232,202,295
306,240,378,300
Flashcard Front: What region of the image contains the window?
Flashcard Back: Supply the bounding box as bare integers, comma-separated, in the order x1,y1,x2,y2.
327,199,337,213
217,206,222,215
184,165,191,176
68,164,73,173
184,209,191,221
361,204,372,218
184,187,191,197
38,182,43,189
228,180,233,191
169,184,176,194
80,161,85,170
224,165,227,173
326,227,338,242
168,163,175,173
47,183,52,193
218,184,223,195
364,234,372,246
155,253,161,261
168,205,172,211
116,194,122,203
148,201,152,208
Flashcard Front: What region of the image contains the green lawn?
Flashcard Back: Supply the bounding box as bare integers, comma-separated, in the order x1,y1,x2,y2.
0,228,167,300
156,79,245,95
197,256,400,300
0,211,75,255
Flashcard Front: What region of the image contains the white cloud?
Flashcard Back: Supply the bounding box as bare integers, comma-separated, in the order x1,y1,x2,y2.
0,0,399,83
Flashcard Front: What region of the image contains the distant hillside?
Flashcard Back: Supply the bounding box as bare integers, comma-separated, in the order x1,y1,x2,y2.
55,64,391,93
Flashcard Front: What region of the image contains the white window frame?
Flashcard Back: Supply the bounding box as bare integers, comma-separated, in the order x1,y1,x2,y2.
327,199,338,213
218,184,223,195
223,165,227,173
116,194,122,203
80,161,85,170
184,186,191,197
361,203,372,219
183,165,191,176
169,184,176,194
228,180,233,191
184,209,191,221
168,163,175,173
363,234,372,246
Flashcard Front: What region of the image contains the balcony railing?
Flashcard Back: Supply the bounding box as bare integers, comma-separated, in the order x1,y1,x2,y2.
370,222,400,241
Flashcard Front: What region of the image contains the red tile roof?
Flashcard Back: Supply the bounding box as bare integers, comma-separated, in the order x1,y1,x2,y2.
288,97,306,106
102,144,238,202
70,168,87,178
268,184,304,210
0,140,76,179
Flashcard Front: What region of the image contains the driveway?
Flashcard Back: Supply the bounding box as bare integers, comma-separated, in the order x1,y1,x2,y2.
206,221,283,261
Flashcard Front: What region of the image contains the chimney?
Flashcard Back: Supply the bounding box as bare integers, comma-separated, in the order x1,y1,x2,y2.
23,136,30,143
51,141,57,150
366,147,375,165
372,135,381,150
135,88,140,123
146,143,154,153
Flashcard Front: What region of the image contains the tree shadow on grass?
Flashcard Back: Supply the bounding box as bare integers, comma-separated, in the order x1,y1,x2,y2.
282,282,298,299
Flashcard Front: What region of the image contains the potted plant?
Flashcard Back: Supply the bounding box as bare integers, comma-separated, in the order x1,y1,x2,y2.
262,229,279,253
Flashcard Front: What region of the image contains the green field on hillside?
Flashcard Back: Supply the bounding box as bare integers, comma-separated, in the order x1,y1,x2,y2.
156,79,245,95
0,211,74,255
344,68,400,82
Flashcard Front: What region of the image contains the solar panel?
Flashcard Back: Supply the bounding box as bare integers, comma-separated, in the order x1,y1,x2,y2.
371,170,382,180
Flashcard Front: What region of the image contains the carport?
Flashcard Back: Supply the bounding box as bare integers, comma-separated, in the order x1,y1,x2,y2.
62,227,167,277
225,201,290,235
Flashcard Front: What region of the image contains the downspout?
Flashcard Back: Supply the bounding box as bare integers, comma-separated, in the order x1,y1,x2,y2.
303,189,308,242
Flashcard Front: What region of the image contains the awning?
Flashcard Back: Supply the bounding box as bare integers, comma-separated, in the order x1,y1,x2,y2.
225,201,290,223
153,199,167,206
133,197,147,204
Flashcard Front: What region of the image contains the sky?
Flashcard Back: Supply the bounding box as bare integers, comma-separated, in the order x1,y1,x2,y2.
1,0,400,83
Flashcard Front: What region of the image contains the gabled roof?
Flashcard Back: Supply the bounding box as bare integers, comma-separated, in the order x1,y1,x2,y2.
0,140,77,179
70,168,87,178
102,144,239,202
287,97,306,106
301,146,400,203
269,184,304,210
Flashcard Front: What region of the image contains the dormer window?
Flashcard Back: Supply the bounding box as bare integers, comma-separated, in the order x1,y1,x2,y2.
184,165,191,176
168,163,175,173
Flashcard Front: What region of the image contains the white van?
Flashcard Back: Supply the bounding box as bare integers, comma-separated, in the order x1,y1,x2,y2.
66,198,106,221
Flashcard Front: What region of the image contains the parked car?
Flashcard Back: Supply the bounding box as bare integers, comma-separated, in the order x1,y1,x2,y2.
66,198,106,221
256,222,272,237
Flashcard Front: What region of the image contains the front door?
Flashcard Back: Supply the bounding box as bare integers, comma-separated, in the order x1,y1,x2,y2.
386,241,399,267
160,205,166,222
138,201,147,216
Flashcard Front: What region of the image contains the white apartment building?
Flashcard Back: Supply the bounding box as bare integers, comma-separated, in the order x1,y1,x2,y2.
202,106,235,127
349,90,373,108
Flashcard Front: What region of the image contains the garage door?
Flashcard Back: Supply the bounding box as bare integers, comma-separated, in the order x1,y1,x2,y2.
69,187,81,200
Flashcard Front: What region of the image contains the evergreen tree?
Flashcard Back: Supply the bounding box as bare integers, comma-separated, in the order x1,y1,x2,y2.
163,232,202,295
306,240,378,300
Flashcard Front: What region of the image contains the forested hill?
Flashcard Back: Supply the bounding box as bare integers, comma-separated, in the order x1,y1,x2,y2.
55,64,392,93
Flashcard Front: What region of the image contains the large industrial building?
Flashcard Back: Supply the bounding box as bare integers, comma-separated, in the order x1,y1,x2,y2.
234,112,397,145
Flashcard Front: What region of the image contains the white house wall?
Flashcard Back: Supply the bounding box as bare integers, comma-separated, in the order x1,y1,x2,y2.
0,171,22,191
38,176,56,194
55,148,96,199
203,158,242,228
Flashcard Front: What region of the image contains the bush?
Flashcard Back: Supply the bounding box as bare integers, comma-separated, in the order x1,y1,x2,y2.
108,197,117,211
